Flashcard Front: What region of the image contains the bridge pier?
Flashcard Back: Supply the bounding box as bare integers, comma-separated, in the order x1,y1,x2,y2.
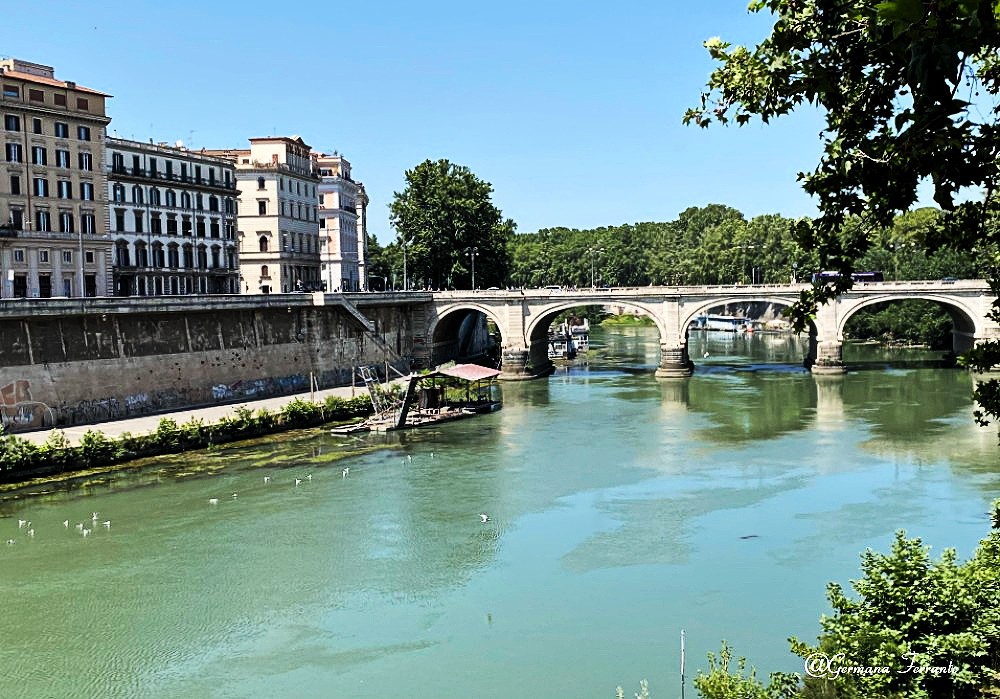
499,343,555,381
655,344,694,379
810,340,846,375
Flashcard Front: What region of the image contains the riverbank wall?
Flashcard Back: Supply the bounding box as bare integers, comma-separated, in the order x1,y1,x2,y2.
0,293,430,433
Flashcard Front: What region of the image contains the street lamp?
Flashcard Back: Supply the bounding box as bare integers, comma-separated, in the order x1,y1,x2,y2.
588,246,604,288
736,245,756,284
401,238,409,291
465,247,479,290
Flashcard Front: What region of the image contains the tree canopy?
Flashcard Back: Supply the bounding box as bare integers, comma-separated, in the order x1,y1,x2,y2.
388,159,514,290
684,0,1000,424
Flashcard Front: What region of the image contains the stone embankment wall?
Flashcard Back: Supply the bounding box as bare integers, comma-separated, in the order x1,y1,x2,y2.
0,295,423,432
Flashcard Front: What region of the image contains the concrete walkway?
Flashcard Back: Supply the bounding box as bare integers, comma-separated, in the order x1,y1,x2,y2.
15,384,372,447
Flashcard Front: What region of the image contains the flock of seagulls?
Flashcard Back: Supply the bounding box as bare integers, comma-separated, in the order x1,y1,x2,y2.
6,510,110,545
7,452,495,548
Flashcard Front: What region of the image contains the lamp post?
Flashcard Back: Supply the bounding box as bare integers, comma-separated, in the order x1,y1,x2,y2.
791,262,798,284
736,245,756,284
401,238,409,291
466,247,478,290
588,246,604,288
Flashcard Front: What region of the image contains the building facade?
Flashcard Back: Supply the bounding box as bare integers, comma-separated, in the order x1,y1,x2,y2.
206,137,321,294
106,138,240,295
0,59,113,297
316,153,368,291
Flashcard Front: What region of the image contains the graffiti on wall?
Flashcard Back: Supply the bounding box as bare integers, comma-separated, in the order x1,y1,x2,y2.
210,374,309,402
0,379,56,432
58,388,189,426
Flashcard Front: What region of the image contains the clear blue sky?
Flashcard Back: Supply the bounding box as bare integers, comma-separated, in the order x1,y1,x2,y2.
6,0,834,243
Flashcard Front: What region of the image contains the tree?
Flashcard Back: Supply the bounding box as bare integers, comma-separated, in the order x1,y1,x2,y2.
389,159,514,289
685,0,1000,424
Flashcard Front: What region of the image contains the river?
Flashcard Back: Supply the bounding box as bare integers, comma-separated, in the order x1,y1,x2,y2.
1,326,998,699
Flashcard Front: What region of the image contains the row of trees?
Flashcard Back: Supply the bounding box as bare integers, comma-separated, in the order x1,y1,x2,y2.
373,176,978,292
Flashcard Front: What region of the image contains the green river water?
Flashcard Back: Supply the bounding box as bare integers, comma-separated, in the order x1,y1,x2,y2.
1,326,998,698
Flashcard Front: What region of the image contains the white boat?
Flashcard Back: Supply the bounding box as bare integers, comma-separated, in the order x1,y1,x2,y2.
694,314,754,332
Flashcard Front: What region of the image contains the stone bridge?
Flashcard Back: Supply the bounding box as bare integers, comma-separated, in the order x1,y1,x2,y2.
416,280,1000,379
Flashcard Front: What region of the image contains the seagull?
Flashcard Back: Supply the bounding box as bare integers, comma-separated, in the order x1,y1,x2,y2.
208,498,219,505
17,519,26,528
5,539,14,545
26,529,34,537
264,476,271,484
306,474,312,482
102,521,111,528
342,468,350,478
62,520,69,528
91,512,99,521
407,455,412,463
703,351,710,358
75,522,84,531
294,478,302,486
480,513,490,523
232,493,238,499
81,528,91,537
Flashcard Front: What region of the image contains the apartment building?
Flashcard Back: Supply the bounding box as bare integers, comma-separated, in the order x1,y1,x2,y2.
205,136,321,294
316,152,368,291
0,59,112,297
107,137,240,295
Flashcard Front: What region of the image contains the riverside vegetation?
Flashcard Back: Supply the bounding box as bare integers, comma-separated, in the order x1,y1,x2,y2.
0,395,372,484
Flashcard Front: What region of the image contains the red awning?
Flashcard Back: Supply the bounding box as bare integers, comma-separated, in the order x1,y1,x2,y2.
431,364,501,381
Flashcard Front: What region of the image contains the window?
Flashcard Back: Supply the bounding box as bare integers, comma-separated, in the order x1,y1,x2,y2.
62,250,72,263
133,211,143,233
81,215,95,235
55,149,70,168
32,118,42,135
196,217,205,237
114,210,125,231
63,278,71,297
59,212,74,233
80,182,94,200
9,208,22,230
112,183,125,202
39,250,49,263
165,190,176,207
195,165,201,183
31,146,47,165
54,122,69,138
258,235,269,252
78,152,92,170
5,142,22,162
149,188,160,206
112,152,124,173
77,97,89,110
85,250,95,263
132,154,140,173
180,163,187,181
166,216,177,235
150,215,162,235
210,220,219,238
257,176,265,190
2,85,18,98
166,160,173,178
261,265,270,278
57,180,72,198
9,175,20,195
77,125,91,141
148,157,157,177
28,89,43,102
33,177,49,197
209,196,218,212
53,93,66,106
35,210,51,232
180,192,191,208
195,193,203,210
132,185,144,204
13,249,25,263
319,194,325,206
258,200,267,215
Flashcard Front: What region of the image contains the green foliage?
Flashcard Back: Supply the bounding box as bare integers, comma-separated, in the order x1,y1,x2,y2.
844,300,953,348
686,0,1000,423
389,159,514,289
614,679,650,699
694,642,798,699
0,396,373,482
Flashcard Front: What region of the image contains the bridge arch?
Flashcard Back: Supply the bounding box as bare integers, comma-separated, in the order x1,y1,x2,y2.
679,296,805,334
524,300,669,346
426,302,506,367
837,293,983,355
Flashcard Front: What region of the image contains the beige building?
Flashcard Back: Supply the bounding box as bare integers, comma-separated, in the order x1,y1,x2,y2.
0,59,113,297
107,138,240,296
205,136,321,294
317,153,368,291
